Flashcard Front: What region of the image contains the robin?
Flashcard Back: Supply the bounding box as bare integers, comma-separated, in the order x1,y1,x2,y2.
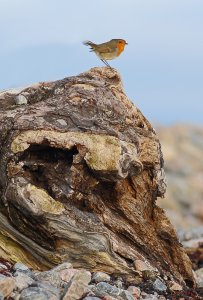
83,39,128,68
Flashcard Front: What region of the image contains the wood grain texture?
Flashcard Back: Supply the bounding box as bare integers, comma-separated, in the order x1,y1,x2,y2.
0,67,194,287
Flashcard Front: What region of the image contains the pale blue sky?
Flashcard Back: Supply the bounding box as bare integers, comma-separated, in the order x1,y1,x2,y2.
0,0,203,124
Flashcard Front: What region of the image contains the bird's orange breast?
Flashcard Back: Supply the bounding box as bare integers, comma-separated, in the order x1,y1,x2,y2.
116,43,125,56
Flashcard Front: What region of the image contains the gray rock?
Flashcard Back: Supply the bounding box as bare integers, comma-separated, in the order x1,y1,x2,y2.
92,272,111,283
13,262,30,272
19,283,60,300
32,282,60,295
14,272,34,291
19,288,57,300
120,290,134,300
34,271,61,288
0,291,4,300
93,282,120,297
114,279,123,288
141,293,159,300
12,293,21,300
153,278,167,292
63,270,91,300
13,262,34,278
51,262,72,272
0,274,6,279
15,94,27,105
83,298,101,300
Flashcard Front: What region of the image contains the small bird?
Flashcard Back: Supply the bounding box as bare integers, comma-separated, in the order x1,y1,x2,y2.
83,39,128,68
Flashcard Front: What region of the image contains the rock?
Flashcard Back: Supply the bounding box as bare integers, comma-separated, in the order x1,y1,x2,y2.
127,286,141,298
114,279,123,289
63,270,91,300
19,286,60,300
152,278,167,292
102,296,118,300
0,276,16,297
92,272,111,283
12,292,21,300
13,262,30,272
195,267,203,288
141,292,158,300
93,282,120,297
168,280,182,291
34,270,61,288
14,272,35,291
0,292,4,300
59,268,78,283
15,94,27,105
83,298,101,300
51,262,72,272
32,282,60,295
120,290,134,300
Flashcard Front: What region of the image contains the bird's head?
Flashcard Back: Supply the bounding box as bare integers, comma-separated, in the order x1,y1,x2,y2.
112,39,128,47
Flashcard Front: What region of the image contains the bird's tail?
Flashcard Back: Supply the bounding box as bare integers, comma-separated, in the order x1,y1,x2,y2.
83,40,96,51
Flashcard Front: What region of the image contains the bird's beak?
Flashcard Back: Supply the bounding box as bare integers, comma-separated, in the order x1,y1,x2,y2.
125,42,128,45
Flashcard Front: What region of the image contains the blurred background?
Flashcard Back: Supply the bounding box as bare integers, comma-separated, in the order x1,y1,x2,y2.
0,0,203,230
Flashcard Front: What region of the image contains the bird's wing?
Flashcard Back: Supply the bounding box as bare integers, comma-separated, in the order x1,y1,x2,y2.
96,44,117,53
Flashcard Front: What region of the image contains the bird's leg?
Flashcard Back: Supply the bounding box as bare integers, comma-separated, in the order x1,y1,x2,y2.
100,59,112,69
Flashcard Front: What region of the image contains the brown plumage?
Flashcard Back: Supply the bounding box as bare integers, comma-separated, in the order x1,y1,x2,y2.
83,39,128,68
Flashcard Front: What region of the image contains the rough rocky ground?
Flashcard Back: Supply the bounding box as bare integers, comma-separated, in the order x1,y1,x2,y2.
0,247,202,300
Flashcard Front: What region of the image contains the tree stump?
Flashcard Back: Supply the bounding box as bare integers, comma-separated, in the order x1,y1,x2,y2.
0,67,194,287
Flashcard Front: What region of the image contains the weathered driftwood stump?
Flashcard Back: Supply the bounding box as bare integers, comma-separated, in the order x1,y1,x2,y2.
0,68,194,287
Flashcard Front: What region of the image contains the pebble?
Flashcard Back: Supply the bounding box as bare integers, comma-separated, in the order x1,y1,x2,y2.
14,272,34,291
127,286,141,298
168,280,182,291
92,272,111,283
59,268,78,283
141,292,159,300
153,279,167,292
33,282,60,295
51,262,72,272
83,298,101,300
19,286,60,300
63,270,91,300
13,263,34,278
114,278,123,288
15,94,27,105
93,282,120,297
120,290,134,300
0,276,16,298
102,296,118,300
34,270,61,288
13,262,30,272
